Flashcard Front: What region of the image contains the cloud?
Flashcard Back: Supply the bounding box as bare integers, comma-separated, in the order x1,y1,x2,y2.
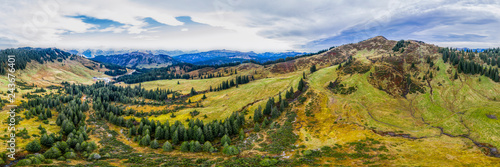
0,0,500,52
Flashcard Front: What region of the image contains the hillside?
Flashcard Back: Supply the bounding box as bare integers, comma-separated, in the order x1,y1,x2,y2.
1,37,499,166
0,48,109,89
92,52,180,68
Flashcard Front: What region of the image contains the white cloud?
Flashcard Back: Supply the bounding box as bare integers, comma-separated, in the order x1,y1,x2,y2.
1,0,500,51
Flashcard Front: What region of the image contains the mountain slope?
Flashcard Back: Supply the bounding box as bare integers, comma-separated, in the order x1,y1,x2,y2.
92,52,180,68
0,48,108,89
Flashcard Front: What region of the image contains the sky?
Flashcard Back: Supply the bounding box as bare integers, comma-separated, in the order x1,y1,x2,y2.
1,0,500,52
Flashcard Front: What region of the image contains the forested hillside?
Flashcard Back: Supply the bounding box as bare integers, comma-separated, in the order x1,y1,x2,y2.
1,37,499,166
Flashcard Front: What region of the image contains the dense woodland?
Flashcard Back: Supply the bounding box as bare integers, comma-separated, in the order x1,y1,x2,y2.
0,47,71,75
97,62,128,76
440,48,500,82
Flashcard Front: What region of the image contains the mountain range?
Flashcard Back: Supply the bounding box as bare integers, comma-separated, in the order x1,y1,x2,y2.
89,49,307,68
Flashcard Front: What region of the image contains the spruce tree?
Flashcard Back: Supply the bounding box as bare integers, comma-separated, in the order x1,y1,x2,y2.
310,64,317,73
162,141,173,151
298,78,305,91
203,141,212,152
190,87,197,96
221,135,231,145
254,123,260,132
271,106,280,119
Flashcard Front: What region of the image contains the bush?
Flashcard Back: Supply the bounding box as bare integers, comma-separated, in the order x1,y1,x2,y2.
26,140,42,153
88,153,101,160
64,152,77,159
44,147,62,159
57,156,66,161
259,158,278,166
29,156,42,165
150,139,160,149
34,154,45,162
16,159,32,166
180,142,190,152
303,150,313,156
222,145,239,155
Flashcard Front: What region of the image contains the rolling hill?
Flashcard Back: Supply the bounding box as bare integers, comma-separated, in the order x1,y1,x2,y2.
1,37,499,166
0,48,109,89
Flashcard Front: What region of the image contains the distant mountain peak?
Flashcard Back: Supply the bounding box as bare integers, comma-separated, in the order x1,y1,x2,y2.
367,36,388,41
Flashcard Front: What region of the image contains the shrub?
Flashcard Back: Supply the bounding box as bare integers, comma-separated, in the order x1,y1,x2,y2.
26,140,42,153
16,159,32,166
180,142,190,152
222,145,239,155
64,152,77,159
44,147,62,159
29,156,42,165
88,153,101,160
259,158,278,166
150,139,160,149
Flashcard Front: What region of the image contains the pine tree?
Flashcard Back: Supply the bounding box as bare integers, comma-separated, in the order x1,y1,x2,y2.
40,134,54,147
263,98,273,115
239,129,245,140
172,130,179,144
221,134,231,145
203,141,212,152
271,106,280,119
193,141,202,152
254,123,260,132
155,127,163,140
298,78,305,91
141,134,151,146
310,64,317,73
190,87,197,96
162,141,173,151
280,100,286,111
253,106,262,122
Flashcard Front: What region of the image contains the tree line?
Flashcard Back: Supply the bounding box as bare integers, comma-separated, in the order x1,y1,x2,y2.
209,75,253,92
440,48,500,82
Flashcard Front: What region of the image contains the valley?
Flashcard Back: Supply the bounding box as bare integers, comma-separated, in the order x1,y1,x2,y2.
0,37,499,166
